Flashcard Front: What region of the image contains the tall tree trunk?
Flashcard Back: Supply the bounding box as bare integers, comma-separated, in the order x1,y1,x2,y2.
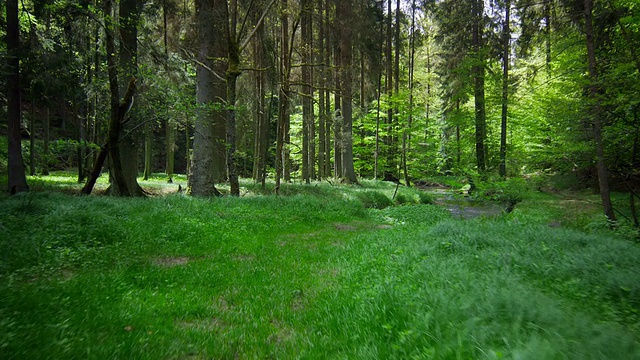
384,0,393,176
333,54,343,179
143,121,152,180
317,0,326,179
324,0,332,178
189,0,226,196
6,0,29,193
111,0,144,196
499,0,510,178
392,0,400,178
43,109,50,176
584,0,616,221
337,0,356,183
104,0,132,196
76,103,86,183
165,118,176,183
276,0,291,194
403,0,416,186
163,0,175,183
425,34,431,143
472,0,486,173
225,0,240,196
301,0,313,184
29,104,36,176
252,18,268,184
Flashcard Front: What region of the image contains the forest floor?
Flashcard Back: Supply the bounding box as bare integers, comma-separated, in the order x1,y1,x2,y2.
1,172,639,359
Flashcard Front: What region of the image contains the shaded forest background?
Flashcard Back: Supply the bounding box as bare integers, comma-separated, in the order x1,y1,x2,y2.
2,0,640,219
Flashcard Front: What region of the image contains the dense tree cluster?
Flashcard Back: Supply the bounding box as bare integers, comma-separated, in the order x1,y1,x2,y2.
2,0,640,219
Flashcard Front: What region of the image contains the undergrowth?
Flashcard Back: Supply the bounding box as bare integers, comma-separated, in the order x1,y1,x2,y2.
0,173,639,359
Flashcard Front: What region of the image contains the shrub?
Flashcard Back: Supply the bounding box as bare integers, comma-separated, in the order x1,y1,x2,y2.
394,193,413,205
356,190,393,209
418,191,434,205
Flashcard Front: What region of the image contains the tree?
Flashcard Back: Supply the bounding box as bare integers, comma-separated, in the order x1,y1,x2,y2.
499,0,511,178
275,0,294,194
301,0,314,184
584,0,615,221
251,10,270,187
316,0,327,179
472,0,487,173
337,0,357,183
188,0,227,196
6,0,29,194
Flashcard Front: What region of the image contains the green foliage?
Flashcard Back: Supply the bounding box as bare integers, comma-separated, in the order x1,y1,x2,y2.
475,177,530,205
356,190,393,209
417,191,434,204
1,177,640,358
393,192,412,205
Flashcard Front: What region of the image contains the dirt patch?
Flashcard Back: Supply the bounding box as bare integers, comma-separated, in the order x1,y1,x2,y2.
232,254,256,262
269,320,294,344
334,223,357,231
176,317,225,332
153,256,190,267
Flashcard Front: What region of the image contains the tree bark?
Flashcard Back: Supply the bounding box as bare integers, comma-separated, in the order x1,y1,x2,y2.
111,0,144,196
499,0,510,178
188,0,226,196
584,0,616,221
42,108,50,176
384,0,393,177
337,0,357,183
317,0,326,179
403,0,416,187
6,0,29,194
225,0,240,196
143,121,152,180
276,0,291,194
472,0,486,173
252,18,268,185
301,0,313,184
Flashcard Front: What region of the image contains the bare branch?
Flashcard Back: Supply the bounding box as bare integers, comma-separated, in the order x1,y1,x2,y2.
240,0,277,52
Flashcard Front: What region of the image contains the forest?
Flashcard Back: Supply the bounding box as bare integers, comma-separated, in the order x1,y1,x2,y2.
2,0,640,358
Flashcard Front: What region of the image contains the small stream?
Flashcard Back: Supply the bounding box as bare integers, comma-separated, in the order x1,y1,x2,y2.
419,187,508,219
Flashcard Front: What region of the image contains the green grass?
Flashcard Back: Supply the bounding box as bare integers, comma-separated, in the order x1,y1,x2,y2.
1,173,639,359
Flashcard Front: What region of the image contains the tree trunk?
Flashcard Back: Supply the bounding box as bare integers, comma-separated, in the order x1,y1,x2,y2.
43,108,50,176
6,0,29,194
166,120,176,182
392,0,401,178
337,0,356,183
189,0,226,196
252,15,268,185
317,0,326,179
29,103,36,176
584,0,616,221
301,0,313,184
111,0,144,196
225,0,240,196
403,0,416,187
472,0,486,173
276,0,291,194
324,0,332,178
143,121,152,180
333,69,342,179
384,0,393,176
499,0,510,178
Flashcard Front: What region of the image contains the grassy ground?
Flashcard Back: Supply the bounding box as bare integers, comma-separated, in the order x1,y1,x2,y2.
1,173,639,359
